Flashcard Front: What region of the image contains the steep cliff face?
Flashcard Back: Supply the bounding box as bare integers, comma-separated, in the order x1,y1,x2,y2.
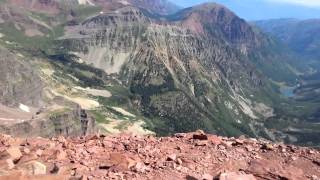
0,105,95,138
0,47,43,107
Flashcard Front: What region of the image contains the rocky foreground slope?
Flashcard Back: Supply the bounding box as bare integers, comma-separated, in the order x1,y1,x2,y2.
0,130,319,180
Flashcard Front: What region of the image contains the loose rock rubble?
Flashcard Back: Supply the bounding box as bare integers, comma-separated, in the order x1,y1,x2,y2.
0,130,319,179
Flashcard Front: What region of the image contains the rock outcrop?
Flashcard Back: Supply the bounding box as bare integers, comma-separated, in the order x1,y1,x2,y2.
0,131,319,179
0,47,43,107
0,105,95,138
0,46,96,138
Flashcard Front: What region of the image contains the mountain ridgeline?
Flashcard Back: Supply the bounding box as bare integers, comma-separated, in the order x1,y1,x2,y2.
255,19,320,71
255,19,320,56
0,0,317,145
60,3,282,136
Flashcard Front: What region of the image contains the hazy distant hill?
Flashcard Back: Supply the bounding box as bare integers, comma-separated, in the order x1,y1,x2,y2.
255,19,320,70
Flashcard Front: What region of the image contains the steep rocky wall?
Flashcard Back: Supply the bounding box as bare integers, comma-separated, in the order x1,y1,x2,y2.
0,106,95,138
0,47,44,107
65,11,262,93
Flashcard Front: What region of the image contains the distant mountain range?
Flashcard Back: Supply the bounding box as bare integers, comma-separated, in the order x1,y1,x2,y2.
255,19,320,70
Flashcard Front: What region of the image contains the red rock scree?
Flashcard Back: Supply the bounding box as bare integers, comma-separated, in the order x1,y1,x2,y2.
0,130,319,180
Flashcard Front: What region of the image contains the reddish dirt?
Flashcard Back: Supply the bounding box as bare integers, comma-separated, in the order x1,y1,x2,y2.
0,130,319,179
181,13,205,35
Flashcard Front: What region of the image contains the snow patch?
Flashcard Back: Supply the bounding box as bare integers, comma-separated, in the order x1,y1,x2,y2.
119,0,130,5
19,104,30,113
5,41,14,45
190,84,195,96
236,119,242,124
78,0,95,5
0,33,3,38
41,68,55,76
17,53,24,57
111,107,136,117
77,0,86,4
75,86,112,98
206,96,212,103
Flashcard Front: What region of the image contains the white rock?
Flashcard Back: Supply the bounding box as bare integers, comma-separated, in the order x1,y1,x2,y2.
19,104,30,113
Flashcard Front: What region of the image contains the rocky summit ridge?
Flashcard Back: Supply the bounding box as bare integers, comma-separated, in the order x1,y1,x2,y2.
0,130,319,180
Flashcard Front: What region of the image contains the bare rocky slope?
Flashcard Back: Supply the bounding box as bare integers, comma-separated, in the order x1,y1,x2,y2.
0,46,43,107
0,130,319,179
